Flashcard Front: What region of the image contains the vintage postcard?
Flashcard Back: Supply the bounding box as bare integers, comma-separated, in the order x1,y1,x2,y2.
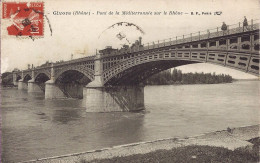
1,0,259,162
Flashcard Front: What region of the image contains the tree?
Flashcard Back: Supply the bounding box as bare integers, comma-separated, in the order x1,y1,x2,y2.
177,70,182,82
145,69,232,85
172,68,178,81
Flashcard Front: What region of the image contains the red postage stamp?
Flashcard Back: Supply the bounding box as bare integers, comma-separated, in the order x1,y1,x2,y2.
2,2,44,37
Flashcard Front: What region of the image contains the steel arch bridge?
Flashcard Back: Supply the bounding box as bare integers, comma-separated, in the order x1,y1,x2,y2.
12,20,260,111
14,25,259,86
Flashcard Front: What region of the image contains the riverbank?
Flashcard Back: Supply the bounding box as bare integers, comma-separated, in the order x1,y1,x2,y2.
88,139,259,163
21,124,259,163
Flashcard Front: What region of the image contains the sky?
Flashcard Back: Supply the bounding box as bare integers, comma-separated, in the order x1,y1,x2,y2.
1,0,260,79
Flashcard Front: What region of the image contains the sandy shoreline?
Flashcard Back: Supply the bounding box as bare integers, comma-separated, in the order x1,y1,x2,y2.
20,124,259,163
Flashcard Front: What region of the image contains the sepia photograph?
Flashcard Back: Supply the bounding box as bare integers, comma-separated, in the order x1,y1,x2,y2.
1,0,259,162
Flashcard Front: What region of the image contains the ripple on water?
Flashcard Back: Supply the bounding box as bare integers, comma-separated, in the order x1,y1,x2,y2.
1,81,259,162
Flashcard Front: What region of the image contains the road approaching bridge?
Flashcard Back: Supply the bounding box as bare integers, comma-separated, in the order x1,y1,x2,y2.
13,19,259,112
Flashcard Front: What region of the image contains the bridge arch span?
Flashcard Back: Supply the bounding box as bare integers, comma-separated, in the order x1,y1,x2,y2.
55,69,92,85
35,73,50,83
54,69,92,99
54,66,94,83
103,49,259,86
34,70,51,80
23,74,32,82
16,75,21,82
104,59,199,86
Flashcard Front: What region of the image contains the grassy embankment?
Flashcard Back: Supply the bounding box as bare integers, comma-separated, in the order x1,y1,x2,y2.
78,137,259,163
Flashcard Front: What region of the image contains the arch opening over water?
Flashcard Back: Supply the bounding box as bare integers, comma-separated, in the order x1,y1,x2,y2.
16,75,21,82
55,70,92,98
104,60,199,86
35,73,50,83
23,74,32,83
35,73,51,92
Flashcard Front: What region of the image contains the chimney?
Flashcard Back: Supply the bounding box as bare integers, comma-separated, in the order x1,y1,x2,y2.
139,37,142,45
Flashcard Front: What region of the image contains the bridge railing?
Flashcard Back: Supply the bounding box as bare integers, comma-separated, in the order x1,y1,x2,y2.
14,55,97,73
143,19,259,50
15,19,259,73
53,55,96,67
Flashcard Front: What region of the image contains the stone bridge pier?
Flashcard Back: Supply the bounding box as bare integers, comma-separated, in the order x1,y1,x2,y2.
17,71,28,90
28,79,42,92
83,54,145,112
45,80,67,99
45,65,67,99
18,79,28,90
27,70,42,93
83,85,145,112
12,73,19,86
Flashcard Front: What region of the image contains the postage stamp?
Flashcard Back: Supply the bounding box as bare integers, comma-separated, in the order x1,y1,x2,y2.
2,2,44,37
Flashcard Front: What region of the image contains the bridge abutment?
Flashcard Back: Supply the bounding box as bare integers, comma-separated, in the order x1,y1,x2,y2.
45,80,66,99
28,80,43,92
83,85,145,112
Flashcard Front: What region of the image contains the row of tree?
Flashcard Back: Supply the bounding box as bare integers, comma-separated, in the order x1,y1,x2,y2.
1,72,13,86
145,69,233,85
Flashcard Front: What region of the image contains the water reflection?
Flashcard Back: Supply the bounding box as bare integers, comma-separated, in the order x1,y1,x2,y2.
27,92,45,100
51,108,81,124
44,98,83,108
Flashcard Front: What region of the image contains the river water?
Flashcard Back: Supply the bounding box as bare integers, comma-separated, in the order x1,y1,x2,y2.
1,81,259,162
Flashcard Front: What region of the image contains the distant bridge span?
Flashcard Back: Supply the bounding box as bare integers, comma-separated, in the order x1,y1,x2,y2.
13,20,259,112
